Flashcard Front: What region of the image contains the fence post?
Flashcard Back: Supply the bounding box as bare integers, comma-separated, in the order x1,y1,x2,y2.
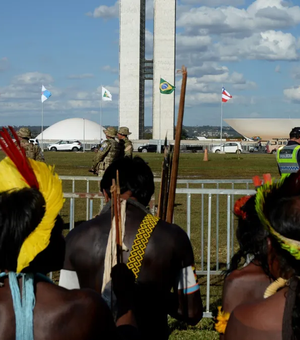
206,194,212,316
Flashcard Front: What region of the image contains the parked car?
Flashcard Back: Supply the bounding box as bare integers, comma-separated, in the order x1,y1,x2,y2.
29,138,39,146
91,144,100,152
138,144,164,153
249,146,258,152
211,142,242,154
48,140,83,152
266,139,288,154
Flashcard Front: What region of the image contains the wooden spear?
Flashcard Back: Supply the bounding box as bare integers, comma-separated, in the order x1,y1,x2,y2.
111,177,122,264
116,170,123,263
157,133,171,219
166,65,188,224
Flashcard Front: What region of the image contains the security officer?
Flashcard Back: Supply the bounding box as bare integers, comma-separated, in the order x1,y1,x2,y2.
117,127,133,158
17,128,45,162
90,126,123,177
277,127,300,178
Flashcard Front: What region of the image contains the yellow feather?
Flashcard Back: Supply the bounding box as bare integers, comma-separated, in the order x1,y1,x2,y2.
0,157,64,273
16,159,64,273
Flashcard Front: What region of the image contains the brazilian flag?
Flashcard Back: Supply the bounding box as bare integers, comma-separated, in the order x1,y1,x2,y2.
159,78,175,94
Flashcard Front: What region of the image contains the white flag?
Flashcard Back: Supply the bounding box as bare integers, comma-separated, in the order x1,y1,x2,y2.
41,85,52,103
102,87,112,101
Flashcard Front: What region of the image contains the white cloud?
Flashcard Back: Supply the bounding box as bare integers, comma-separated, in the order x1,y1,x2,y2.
181,0,245,5
86,1,119,19
284,86,300,103
177,34,211,53
0,72,119,117
67,74,94,79
177,0,300,36
214,30,300,61
87,0,154,20
12,72,53,86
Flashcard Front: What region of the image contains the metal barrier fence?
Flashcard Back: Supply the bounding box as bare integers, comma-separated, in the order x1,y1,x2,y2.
60,176,255,317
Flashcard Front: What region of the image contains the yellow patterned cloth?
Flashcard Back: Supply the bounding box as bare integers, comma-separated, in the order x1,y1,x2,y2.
127,214,159,279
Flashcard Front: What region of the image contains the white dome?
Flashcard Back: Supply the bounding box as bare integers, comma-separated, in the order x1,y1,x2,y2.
36,118,106,141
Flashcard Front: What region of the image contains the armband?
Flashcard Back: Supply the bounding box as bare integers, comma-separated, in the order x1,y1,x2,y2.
178,265,199,294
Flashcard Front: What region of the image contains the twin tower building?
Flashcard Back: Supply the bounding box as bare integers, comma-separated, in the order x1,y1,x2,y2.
119,0,176,140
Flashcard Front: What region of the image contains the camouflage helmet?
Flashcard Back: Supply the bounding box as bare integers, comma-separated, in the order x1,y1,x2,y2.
17,127,31,139
104,126,117,138
118,126,131,136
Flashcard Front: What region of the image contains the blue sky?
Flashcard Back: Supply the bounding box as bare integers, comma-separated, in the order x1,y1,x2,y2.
0,0,300,128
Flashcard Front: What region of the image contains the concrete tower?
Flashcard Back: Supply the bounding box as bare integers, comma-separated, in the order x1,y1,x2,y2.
119,0,176,140
152,0,176,140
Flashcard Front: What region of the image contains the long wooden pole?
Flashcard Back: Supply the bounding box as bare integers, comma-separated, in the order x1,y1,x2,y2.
166,66,187,224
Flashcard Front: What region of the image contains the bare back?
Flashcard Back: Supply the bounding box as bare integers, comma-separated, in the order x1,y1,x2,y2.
64,200,202,339
0,276,116,340
225,287,287,340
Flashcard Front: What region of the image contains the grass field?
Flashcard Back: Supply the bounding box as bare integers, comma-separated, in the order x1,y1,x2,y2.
0,150,279,339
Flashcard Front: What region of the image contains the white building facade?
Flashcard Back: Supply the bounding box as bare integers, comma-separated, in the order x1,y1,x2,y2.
119,0,142,140
119,0,176,140
152,0,176,140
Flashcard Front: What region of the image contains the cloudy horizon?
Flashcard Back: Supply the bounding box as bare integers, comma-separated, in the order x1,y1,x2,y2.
1,0,300,128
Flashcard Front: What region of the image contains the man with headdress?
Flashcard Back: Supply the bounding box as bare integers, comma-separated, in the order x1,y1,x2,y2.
0,127,139,340
277,127,300,177
224,170,300,339
117,127,133,158
90,127,124,177
17,127,45,162
60,156,203,340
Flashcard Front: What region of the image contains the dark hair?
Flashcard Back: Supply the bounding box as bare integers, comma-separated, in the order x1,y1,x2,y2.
226,196,269,276
0,188,65,273
268,196,300,338
290,127,300,140
100,156,155,206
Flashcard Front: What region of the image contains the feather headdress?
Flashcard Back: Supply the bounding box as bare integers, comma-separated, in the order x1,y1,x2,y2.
0,127,64,272
255,171,300,260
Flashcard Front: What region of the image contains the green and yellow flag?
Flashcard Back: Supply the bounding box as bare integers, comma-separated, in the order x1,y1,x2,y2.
159,78,175,94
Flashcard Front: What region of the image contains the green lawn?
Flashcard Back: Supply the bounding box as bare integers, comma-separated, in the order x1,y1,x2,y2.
0,150,279,339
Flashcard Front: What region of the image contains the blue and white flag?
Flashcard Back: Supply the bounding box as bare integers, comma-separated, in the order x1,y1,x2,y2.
41,85,51,103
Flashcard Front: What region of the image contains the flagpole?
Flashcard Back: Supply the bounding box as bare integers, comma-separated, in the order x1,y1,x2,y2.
100,98,103,142
41,100,44,152
158,89,162,154
83,118,86,152
220,100,223,146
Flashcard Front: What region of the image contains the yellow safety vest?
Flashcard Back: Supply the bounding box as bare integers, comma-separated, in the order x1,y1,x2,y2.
277,145,300,178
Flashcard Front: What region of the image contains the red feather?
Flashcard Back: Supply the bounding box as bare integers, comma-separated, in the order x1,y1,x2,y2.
0,127,39,189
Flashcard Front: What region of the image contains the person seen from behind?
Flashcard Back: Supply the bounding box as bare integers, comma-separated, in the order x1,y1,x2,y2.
90,126,124,177
0,127,139,340
60,156,203,340
225,170,300,340
216,195,270,337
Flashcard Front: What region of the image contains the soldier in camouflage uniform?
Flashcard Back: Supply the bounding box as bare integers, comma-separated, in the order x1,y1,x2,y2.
117,127,133,158
17,128,45,162
90,127,123,178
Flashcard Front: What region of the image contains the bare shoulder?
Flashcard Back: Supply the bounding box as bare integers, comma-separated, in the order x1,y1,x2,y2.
35,283,115,339
47,284,113,325
225,263,269,286
222,264,270,313
227,289,286,334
